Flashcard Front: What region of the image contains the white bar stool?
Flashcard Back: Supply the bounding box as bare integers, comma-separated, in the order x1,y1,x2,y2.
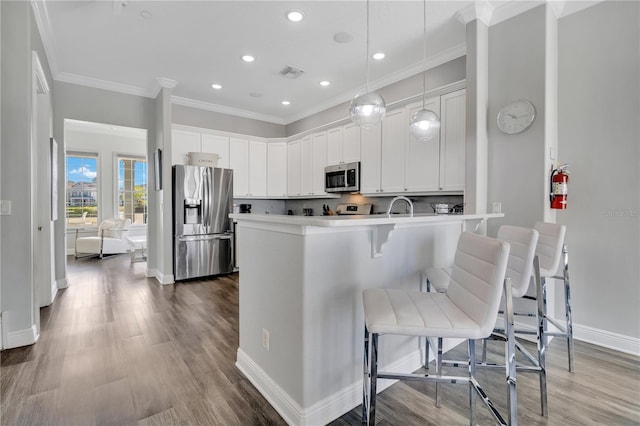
533,221,574,372
362,232,516,425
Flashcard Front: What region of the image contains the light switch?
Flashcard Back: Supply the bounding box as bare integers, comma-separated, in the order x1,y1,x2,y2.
0,200,11,216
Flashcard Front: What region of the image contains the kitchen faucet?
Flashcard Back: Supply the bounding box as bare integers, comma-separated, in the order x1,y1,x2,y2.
386,196,414,217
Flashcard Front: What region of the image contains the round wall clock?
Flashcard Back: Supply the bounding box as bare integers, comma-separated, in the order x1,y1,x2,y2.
497,100,536,134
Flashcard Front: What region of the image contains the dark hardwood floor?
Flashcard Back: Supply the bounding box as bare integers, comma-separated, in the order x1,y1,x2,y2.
2,255,639,425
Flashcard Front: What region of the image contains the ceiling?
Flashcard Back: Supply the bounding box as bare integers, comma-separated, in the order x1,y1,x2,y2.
34,1,601,125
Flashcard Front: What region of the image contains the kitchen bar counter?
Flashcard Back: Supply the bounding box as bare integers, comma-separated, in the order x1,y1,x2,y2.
232,212,503,425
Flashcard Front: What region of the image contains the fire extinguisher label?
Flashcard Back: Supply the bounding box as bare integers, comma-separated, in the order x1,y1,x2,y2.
554,182,568,195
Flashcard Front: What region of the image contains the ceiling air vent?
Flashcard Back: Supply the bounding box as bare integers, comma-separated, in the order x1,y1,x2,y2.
280,66,304,79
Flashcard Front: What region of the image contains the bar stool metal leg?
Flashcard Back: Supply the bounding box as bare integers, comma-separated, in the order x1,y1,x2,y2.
468,339,477,426
534,257,548,416
363,330,379,425
561,245,575,373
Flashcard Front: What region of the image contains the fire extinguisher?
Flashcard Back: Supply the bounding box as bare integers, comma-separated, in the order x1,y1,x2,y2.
550,164,570,209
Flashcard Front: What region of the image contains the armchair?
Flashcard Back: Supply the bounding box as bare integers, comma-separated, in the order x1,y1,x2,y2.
75,218,131,259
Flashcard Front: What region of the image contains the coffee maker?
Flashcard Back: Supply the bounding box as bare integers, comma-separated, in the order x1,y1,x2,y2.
239,203,252,213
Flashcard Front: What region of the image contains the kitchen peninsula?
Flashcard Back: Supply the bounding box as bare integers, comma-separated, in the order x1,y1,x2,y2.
231,212,503,426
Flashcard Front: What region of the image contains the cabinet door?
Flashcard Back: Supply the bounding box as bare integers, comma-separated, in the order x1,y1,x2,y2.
249,140,267,197
301,136,313,196
172,129,201,165
405,99,440,192
201,134,230,169
440,89,466,191
312,132,327,195
287,140,302,196
267,142,287,197
360,122,382,194
326,127,343,165
229,137,249,197
342,123,361,163
380,108,406,193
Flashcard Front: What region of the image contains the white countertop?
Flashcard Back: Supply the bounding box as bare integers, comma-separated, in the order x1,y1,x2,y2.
230,212,504,227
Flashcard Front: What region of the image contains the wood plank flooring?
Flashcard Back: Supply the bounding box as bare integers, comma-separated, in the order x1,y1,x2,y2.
2,255,639,425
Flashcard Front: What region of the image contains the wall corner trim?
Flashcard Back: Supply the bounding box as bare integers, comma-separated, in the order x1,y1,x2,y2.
56,277,68,289
455,1,494,26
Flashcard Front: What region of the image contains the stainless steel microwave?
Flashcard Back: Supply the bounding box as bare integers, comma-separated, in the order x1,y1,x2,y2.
324,161,360,193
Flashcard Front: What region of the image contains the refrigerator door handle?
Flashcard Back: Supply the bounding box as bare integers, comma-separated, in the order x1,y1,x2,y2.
177,234,233,242
202,168,210,228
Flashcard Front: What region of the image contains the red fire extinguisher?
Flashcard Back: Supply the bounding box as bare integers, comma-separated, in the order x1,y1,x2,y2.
550,164,570,209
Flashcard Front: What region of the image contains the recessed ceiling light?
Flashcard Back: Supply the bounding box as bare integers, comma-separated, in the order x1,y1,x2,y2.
372,52,386,60
281,101,291,106
211,83,222,90
140,10,152,19
242,55,255,63
319,81,331,87
286,10,305,22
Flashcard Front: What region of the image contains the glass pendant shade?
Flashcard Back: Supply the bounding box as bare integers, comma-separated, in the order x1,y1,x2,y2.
350,91,386,128
409,108,440,141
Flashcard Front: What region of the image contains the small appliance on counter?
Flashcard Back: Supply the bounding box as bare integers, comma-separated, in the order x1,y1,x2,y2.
302,208,313,216
335,203,372,215
239,203,252,213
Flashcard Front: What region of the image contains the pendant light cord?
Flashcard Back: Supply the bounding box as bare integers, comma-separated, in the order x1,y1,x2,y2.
422,0,426,109
366,0,371,93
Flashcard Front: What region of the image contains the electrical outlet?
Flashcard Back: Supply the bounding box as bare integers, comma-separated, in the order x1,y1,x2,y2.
492,202,502,214
262,328,270,351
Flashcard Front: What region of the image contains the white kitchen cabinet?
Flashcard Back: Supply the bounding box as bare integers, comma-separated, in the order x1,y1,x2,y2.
287,140,302,196
326,124,360,166
229,137,249,197
342,123,361,163
326,127,343,166
201,133,230,168
380,108,406,193
267,142,287,197
360,122,382,194
439,89,466,191
312,131,327,195
301,136,313,195
249,140,267,197
405,99,441,192
171,129,201,165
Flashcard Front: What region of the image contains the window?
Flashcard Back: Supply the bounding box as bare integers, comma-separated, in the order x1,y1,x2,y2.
65,153,99,225
117,156,147,225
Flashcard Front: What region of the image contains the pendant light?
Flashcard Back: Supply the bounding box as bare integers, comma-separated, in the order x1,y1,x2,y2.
409,0,440,141
350,0,385,128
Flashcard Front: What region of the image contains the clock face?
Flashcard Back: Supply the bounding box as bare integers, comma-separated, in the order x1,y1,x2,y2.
497,100,536,134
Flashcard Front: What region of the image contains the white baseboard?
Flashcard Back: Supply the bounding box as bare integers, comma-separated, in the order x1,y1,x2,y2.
236,348,423,426
5,324,39,349
154,270,174,285
56,277,68,289
574,323,640,356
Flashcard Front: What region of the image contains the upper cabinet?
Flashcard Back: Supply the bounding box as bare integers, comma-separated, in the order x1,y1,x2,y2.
311,132,328,195
267,142,287,197
287,140,302,196
439,90,466,191
362,89,466,195
229,137,250,197
201,134,230,168
300,136,313,195
171,128,230,168
249,140,267,197
326,123,360,166
171,129,201,165
360,122,382,194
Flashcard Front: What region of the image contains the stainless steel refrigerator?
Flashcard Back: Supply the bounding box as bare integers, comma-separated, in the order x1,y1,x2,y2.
173,165,234,281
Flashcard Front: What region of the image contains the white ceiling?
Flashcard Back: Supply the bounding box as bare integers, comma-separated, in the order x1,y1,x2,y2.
34,0,602,125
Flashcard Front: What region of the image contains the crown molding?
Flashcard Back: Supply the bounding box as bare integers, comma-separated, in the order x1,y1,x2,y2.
65,118,147,139
171,96,287,126
31,1,58,77
547,1,566,18
157,77,178,90
455,1,494,26
56,72,151,98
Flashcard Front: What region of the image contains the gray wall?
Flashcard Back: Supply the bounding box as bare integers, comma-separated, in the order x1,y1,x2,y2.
1,1,53,344
487,5,547,236
557,1,639,339
286,56,466,136
172,104,286,138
